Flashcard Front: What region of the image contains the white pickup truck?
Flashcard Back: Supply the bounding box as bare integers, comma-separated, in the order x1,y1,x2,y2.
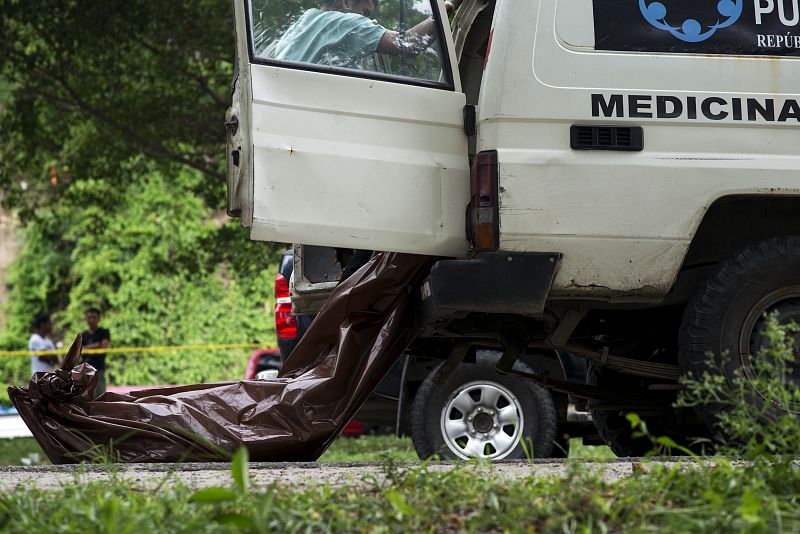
227,0,800,456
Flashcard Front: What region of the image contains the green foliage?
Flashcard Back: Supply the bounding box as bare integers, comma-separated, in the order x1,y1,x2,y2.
2,453,800,532
318,435,419,463
0,0,233,218
0,212,73,391
0,162,282,404
3,435,793,531
597,315,800,459
0,438,46,466
563,438,616,461
677,314,800,458
230,447,250,494
0,2,290,400
0,434,616,466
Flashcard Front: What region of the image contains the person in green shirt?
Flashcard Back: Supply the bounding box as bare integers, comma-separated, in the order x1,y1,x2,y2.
272,0,462,70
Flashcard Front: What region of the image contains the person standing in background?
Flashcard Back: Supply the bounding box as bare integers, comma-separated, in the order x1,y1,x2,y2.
82,307,110,398
29,313,57,376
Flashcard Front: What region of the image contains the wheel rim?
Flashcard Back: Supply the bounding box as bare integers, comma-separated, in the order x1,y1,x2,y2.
738,286,800,414
439,381,524,460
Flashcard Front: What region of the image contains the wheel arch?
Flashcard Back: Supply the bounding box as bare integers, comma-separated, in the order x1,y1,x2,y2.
668,195,800,304
683,195,800,268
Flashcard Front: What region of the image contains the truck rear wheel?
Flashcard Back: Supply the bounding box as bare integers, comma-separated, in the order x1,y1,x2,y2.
409,353,557,460
588,365,708,457
679,236,800,436
587,365,652,457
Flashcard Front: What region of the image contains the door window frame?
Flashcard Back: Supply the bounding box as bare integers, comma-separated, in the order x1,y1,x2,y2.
244,0,457,90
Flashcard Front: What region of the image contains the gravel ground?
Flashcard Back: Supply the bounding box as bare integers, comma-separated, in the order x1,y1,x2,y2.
0,458,697,491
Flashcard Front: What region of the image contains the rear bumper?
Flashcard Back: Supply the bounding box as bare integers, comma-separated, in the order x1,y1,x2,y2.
420,251,561,321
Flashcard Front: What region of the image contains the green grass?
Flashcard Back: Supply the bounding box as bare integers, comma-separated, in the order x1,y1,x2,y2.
319,435,616,463
0,435,616,466
0,454,796,533
1,435,795,532
0,437,46,466
319,435,419,463
566,438,616,460
0,434,411,466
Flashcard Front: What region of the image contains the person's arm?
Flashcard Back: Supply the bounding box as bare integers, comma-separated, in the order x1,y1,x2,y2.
377,0,464,56
99,329,110,350
31,337,58,366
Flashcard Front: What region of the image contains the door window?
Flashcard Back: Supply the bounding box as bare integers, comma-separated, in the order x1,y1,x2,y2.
248,0,453,87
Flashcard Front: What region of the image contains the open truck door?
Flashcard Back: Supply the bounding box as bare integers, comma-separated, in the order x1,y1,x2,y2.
228,0,470,257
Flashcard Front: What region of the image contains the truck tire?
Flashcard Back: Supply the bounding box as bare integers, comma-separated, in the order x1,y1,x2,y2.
588,365,710,457
679,236,800,436
409,353,557,460
587,365,652,457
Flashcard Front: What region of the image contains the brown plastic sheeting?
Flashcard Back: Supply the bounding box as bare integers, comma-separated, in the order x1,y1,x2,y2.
9,252,432,463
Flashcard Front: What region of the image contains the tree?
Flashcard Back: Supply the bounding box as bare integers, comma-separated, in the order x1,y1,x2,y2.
0,0,234,218
0,2,283,400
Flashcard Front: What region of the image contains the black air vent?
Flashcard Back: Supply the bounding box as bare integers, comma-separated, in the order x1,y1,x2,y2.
576,127,593,146
616,128,632,146
570,125,643,151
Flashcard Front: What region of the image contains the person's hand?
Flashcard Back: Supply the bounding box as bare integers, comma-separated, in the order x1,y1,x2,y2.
444,0,464,16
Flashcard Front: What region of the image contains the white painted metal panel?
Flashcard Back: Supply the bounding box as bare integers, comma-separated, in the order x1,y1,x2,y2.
242,1,470,257
227,0,255,226
478,0,800,298
248,67,469,255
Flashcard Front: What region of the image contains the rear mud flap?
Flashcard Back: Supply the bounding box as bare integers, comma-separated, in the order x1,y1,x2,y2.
420,252,561,323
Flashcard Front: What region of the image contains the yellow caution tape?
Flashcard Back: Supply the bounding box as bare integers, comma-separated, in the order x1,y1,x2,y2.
0,343,276,358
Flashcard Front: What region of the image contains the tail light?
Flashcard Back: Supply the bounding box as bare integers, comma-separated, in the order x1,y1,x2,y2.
274,273,297,340
468,150,499,252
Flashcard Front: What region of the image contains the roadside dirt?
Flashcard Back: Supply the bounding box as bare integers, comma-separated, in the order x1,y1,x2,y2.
0,459,690,491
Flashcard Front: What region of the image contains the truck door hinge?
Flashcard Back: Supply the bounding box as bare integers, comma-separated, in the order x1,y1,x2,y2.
463,105,477,136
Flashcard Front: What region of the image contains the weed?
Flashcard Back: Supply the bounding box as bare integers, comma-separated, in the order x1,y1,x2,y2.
0,437,47,466
318,434,418,463
1,444,799,532
3,319,800,531
677,313,800,458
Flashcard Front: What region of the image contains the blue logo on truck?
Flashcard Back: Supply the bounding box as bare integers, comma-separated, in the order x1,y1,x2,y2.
639,0,743,42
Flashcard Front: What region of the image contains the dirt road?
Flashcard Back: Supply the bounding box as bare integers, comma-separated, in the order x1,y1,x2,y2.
0,459,692,491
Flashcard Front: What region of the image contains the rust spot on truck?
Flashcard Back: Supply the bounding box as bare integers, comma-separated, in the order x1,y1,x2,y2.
558,280,665,301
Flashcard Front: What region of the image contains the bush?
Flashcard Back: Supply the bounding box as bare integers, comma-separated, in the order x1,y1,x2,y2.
676,313,800,458
0,162,283,404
